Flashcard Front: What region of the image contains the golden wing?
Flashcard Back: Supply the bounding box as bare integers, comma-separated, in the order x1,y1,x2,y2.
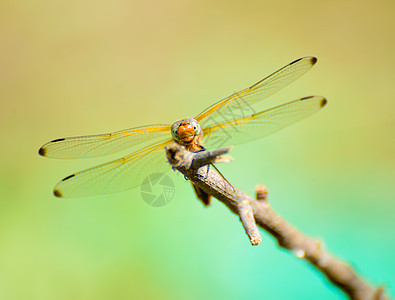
52,139,173,198
195,57,317,128
39,124,171,159
202,96,327,150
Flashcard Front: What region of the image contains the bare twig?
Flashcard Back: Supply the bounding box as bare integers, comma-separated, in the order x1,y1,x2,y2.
165,142,387,300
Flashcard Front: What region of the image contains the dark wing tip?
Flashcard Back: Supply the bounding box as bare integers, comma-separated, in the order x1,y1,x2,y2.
53,189,63,198
320,98,328,108
39,138,65,156
38,147,46,156
300,96,327,108
289,56,317,66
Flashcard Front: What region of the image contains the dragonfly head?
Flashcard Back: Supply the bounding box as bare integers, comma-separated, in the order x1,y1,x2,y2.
171,118,202,145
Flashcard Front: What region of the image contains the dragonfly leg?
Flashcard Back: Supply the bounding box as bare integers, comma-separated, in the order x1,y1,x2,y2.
191,182,211,206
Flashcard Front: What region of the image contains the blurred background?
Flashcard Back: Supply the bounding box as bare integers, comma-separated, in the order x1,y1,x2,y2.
1,0,394,299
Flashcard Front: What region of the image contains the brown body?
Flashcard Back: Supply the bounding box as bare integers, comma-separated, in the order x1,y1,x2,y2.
173,120,211,205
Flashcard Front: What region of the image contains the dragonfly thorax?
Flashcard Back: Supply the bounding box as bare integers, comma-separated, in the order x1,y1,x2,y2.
171,118,203,151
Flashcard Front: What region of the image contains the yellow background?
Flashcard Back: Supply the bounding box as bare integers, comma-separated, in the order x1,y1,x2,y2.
1,0,394,299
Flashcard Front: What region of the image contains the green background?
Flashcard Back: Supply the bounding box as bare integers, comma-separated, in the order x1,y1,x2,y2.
1,0,394,299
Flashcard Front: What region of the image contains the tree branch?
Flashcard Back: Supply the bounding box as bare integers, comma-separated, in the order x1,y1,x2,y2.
165,142,387,300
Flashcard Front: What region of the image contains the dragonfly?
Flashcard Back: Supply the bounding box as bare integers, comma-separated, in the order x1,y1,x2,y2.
39,56,327,203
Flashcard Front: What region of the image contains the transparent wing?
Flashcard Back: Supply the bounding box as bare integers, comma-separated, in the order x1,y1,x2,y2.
39,124,171,159
53,138,173,198
195,57,317,128
202,96,327,150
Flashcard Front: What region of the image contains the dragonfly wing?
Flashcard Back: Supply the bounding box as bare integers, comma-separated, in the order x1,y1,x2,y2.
195,57,317,128
53,139,173,198
202,96,327,150
39,124,171,159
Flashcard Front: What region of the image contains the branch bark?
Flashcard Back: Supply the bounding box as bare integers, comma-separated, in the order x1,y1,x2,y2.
165,142,387,300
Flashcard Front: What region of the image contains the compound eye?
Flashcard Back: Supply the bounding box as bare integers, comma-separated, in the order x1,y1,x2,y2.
171,126,180,141
190,120,201,135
